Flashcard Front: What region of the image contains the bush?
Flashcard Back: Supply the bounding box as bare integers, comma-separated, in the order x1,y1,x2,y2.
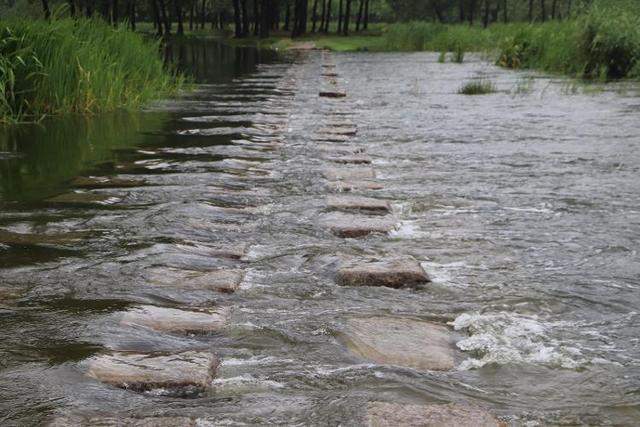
458,79,496,95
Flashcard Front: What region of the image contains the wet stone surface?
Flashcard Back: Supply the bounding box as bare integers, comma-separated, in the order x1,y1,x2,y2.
365,402,502,427
319,212,397,238
48,416,198,427
323,167,376,181
85,351,218,393
146,268,244,293
336,258,429,288
120,305,229,334
327,195,391,213
326,180,384,192
341,317,456,371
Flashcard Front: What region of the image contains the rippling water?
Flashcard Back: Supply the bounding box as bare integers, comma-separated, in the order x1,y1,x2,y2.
1,40,640,425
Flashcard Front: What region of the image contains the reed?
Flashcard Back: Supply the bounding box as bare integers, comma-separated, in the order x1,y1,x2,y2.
458,79,496,95
0,18,182,123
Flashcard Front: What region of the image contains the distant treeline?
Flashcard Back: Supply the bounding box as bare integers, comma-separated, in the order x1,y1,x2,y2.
4,0,622,38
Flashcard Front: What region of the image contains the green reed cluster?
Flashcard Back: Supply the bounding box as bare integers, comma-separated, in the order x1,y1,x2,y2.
0,18,182,123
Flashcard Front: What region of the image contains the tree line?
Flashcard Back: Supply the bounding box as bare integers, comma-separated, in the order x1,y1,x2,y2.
31,0,599,36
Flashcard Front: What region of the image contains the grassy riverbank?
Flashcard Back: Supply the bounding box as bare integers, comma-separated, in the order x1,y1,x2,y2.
0,18,182,123
241,2,640,81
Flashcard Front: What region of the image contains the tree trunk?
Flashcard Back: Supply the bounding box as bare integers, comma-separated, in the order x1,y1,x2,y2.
232,0,243,37
503,0,507,22
468,0,476,25
241,0,249,36
337,0,343,34
253,0,260,36
150,0,163,35
324,0,332,32
320,0,326,32
528,0,533,22
342,0,351,35
158,0,171,34
482,0,490,28
200,0,206,29
68,0,76,16
189,0,194,30
433,2,444,23
112,0,119,24
458,0,464,22
260,0,271,37
311,0,319,32
363,0,368,29
284,0,290,30
355,0,364,30
567,0,572,17
551,0,557,19
41,0,51,19
129,0,136,29
175,0,184,35
540,0,546,22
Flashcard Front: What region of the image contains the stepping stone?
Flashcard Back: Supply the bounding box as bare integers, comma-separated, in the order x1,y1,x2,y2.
327,154,372,164
322,64,336,68
318,127,357,136
326,180,384,192
319,212,396,238
327,195,391,213
336,258,429,288
147,268,244,293
46,192,121,206
314,134,351,143
341,317,455,371
366,402,502,427
322,72,339,77
319,91,346,98
71,176,145,189
0,229,87,246
120,306,229,334
86,351,218,392
323,167,376,181
326,119,354,127
316,144,365,155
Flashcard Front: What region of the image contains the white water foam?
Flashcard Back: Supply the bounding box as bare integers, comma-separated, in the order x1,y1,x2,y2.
451,312,584,370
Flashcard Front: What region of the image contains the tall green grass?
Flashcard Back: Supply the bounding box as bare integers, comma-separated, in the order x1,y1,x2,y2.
384,2,640,80
0,18,182,122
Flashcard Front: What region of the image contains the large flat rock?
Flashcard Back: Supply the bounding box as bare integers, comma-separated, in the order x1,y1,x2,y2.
46,192,121,206
147,268,244,293
314,134,351,143
0,229,87,246
366,402,503,427
326,180,384,192
86,351,218,392
319,213,396,238
323,167,376,181
342,317,455,371
336,258,429,288
120,306,229,334
319,91,347,98
327,154,372,164
318,127,357,136
327,195,391,213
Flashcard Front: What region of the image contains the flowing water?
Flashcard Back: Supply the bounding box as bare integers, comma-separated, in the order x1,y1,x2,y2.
1,39,640,425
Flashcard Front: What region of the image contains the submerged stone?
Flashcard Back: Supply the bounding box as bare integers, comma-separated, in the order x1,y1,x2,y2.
46,192,120,206
327,195,391,213
342,317,455,371
365,402,503,427
318,127,357,136
326,180,384,192
71,176,145,189
314,134,351,143
319,212,396,238
120,305,229,334
86,351,218,392
322,72,339,77
147,268,244,293
323,167,376,181
328,155,372,164
0,229,87,246
336,258,429,288
319,91,347,98
49,416,197,427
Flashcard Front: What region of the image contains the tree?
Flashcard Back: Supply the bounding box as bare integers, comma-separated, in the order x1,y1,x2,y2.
41,0,50,19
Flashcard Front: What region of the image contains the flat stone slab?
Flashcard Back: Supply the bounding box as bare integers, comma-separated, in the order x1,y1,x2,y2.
46,192,121,206
314,134,351,143
120,305,229,334
316,144,365,155
366,402,502,427
328,155,372,164
71,176,145,189
318,127,357,136
86,351,218,392
319,212,396,238
322,72,339,77
336,258,429,288
319,91,346,98
326,180,384,192
322,64,336,68
327,195,391,213
147,268,244,293
342,317,455,371
49,416,197,427
323,167,376,181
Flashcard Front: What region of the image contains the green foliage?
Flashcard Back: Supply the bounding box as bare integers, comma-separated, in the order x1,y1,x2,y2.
0,18,181,122
458,79,496,95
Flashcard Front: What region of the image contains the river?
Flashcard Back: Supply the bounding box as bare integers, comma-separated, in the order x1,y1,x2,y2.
1,39,639,425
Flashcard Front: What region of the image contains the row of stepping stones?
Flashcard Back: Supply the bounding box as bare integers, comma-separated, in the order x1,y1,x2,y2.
314,52,504,426
49,65,305,424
